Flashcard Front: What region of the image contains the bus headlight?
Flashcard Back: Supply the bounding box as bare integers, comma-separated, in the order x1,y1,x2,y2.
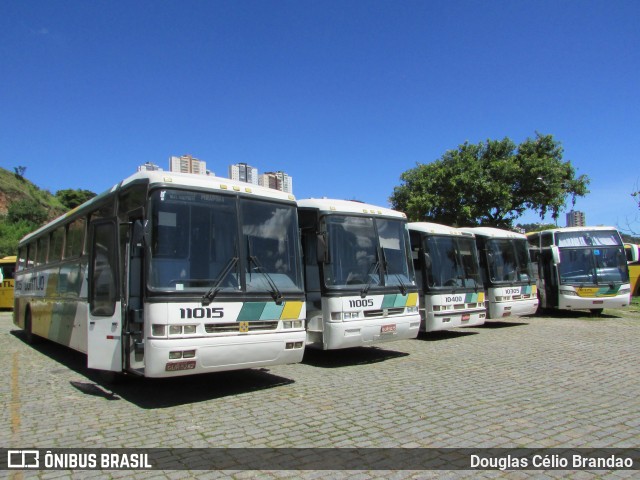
282,320,303,329
330,312,342,321
169,325,182,335
152,324,167,337
619,288,630,295
406,306,419,314
183,325,197,334
560,290,578,297
343,311,359,320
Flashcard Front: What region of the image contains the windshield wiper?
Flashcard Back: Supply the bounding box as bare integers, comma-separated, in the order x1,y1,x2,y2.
378,247,407,295
201,256,239,306
394,273,408,295
247,238,284,305
360,259,381,298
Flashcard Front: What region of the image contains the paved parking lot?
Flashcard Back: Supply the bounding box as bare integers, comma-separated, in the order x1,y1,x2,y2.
1,308,639,479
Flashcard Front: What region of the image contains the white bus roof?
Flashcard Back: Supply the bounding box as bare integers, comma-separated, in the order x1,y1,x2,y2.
525,226,620,236
408,222,475,237
458,226,526,240
20,170,296,245
297,198,407,219
122,170,296,202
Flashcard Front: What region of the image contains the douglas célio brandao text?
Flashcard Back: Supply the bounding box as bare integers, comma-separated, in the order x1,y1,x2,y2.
470,453,635,470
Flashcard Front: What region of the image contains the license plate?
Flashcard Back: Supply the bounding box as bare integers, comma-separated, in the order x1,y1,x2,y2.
381,324,396,334
461,314,471,322
165,360,196,371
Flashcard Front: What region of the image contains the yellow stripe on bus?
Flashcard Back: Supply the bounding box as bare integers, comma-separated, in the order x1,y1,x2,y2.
280,301,303,320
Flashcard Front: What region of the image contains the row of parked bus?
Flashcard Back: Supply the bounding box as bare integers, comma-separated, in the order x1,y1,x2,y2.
9,170,635,379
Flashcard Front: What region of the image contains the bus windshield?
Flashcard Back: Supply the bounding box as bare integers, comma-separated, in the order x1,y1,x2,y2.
556,230,628,285
149,189,303,294
423,236,481,290
323,215,414,291
485,238,532,285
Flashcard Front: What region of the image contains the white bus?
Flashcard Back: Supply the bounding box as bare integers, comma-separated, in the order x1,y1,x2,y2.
14,171,306,378
458,227,538,319
527,227,631,315
408,223,486,331
297,199,420,349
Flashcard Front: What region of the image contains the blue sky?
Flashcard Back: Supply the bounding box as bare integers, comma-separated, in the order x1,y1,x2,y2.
1,0,638,231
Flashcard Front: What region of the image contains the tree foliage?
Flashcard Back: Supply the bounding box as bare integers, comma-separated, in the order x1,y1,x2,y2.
516,223,557,233
7,199,48,225
55,189,96,209
390,133,590,228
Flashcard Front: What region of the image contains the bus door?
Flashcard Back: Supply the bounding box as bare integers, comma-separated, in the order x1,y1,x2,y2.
540,249,558,308
124,217,145,373
87,219,123,372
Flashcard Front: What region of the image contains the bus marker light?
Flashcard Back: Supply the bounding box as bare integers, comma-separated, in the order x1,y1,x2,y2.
169,351,182,359
294,342,303,348
182,350,196,359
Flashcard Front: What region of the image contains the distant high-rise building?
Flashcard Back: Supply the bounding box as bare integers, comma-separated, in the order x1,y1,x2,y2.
138,162,163,172
229,163,259,185
566,210,586,227
259,171,293,194
169,154,208,175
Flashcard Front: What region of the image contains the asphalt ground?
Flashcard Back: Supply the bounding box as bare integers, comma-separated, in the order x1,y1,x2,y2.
1,303,639,480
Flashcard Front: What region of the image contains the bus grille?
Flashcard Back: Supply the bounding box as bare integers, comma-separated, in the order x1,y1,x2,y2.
363,308,405,318
204,321,279,333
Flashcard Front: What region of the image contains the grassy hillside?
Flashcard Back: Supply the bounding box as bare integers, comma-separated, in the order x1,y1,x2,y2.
0,167,68,256
0,167,67,215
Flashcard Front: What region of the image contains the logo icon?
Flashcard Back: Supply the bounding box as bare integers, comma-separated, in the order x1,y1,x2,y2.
8,450,40,469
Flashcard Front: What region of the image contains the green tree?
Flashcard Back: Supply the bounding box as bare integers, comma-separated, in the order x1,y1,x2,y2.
55,189,96,209
516,223,557,233
7,199,48,225
0,220,34,257
390,133,590,228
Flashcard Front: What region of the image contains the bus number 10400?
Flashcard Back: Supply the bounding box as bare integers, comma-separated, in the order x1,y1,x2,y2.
348,299,374,308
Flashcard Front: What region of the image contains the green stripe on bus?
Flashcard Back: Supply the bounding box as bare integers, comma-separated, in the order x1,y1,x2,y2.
598,285,620,296
237,302,266,321
464,292,479,303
